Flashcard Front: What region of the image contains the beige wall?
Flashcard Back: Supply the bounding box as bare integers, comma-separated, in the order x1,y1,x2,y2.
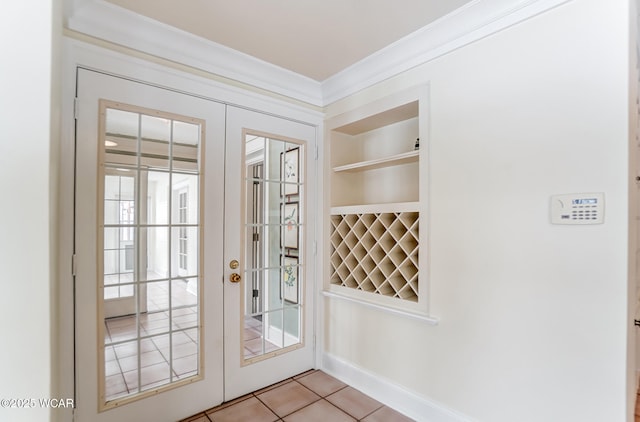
324,0,634,420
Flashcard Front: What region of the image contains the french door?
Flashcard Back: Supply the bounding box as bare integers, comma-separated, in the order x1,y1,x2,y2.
74,69,224,421
223,107,316,400
74,69,315,421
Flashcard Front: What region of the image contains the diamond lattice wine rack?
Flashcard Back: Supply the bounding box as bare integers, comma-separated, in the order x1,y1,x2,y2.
330,211,419,301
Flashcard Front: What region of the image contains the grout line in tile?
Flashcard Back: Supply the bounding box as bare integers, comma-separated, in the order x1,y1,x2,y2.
356,402,385,421
327,383,349,398
292,368,318,380
265,381,322,419
252,390,271,413
179,412,211,422
252,377,295,396
322,396,364,421
112,355,128,396
204,393,253,414
275,397,328,420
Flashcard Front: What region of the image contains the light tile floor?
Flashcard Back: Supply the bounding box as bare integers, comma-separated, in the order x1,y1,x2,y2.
104,280,199,401
181,370,415,422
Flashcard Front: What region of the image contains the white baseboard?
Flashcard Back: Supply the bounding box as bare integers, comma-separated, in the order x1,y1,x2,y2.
321,353,476,422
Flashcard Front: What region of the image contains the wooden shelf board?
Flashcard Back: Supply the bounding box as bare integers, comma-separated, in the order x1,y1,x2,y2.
333,150,419,173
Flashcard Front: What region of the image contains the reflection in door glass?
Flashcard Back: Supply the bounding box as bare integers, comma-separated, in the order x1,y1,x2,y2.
103,173,135,300
243,134,304,361
99,103,203,406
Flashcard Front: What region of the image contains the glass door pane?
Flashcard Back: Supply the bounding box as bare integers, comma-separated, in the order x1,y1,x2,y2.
99,103,203,405
243,134,304,362
103,173,136,304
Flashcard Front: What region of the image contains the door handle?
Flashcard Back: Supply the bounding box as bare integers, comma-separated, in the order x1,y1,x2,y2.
229,273,241,283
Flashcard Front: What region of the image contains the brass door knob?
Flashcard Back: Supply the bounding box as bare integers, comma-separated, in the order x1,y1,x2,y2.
229,273,241,283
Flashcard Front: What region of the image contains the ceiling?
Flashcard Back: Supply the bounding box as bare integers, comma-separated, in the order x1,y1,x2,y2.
104,0,473,82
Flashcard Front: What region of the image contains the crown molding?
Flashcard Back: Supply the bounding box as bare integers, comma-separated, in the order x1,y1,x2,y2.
321,0,572,105
66,0,571,107
66,0,324,106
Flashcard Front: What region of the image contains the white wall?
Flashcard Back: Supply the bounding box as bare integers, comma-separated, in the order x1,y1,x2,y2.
323,0,633,421
0,1,61,422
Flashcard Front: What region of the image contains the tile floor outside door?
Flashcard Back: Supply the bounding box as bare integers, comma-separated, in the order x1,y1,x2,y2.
181,370,414,422
104,280,200,401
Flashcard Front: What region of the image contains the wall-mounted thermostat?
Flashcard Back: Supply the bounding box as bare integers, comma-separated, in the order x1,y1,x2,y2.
550,193,604,225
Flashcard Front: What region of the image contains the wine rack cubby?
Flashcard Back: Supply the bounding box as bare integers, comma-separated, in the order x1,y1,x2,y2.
330,211,419,302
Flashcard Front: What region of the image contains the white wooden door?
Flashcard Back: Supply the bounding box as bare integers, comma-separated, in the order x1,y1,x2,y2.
75,69,225,421
223,106,316,400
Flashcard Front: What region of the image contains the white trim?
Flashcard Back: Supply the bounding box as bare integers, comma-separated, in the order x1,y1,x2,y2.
65,0,572,106
321,0,573,105
322,291,439,325
66,0,323,106
321,353,477,422
63,37,323,125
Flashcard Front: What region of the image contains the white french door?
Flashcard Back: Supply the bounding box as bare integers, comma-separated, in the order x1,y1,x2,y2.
74,69,317,420
223,106,316,400
74,69,225,421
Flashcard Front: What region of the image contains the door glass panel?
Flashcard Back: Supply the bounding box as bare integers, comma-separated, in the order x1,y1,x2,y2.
100,103,203,406
146,171,170,224
141,115,171,170
103,171,136,303
242,134,304,362
141,226,169,280
173,121,200,172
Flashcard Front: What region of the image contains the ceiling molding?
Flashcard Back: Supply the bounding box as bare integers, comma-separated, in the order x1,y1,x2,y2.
321,0,572,105
66,0,571,108
66,0,324,106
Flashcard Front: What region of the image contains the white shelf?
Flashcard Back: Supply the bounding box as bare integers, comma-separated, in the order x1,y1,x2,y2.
331,202,419,215
332,150,419,173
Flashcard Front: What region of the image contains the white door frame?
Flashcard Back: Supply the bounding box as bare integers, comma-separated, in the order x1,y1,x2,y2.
58,37,323,421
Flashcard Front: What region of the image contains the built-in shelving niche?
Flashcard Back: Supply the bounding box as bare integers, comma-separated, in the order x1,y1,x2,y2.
326,86,428,310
